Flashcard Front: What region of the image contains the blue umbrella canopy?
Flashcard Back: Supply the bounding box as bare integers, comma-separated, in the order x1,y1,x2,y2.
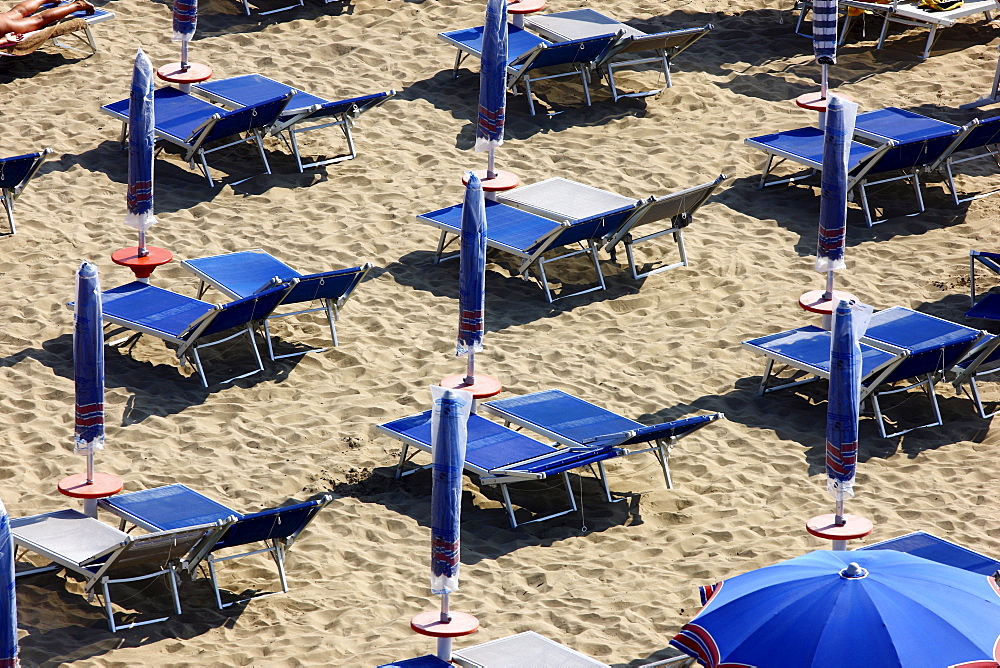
0,499,17,668
475,0,507,154
671,550,1000,668
429,386,472,596
124,49,156,253
457,173,487,361
74,261,105,459
815,94,856,274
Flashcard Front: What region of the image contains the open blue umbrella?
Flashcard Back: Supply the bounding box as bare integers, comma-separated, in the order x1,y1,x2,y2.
456,173,487,385
671,549,1000,668
815,94,856,299
74,261,105,484
826,299,870,524
812,0,837,99
0,499,16,668
172,0,198,71
124,49,157,258
475,0,507,179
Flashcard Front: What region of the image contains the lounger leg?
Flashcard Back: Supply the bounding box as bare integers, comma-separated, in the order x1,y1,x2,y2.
858,181,876,227
595,461,614,503
561,471,579,521
288,129,305,173
500,483,519,528
168,566,182,615
395,443,410,479
254,129,272,176
876,14,892,50
535,260,554,303
966,378,998,419
263,320,277,361
588,242,606,292
1,192,14,235
207,557,226,609
758,358,776,396
197,150,215,187
911,173,925,216
273,543,289,594
662,53,672,89
606,66,620,102
676,229,689,268
326,299,339,347
580,68,592,107
870,393,890,439
343,121,358,162
523,77,537,116
946,161,962,206
102,579,117,633
656,439,673,489
452,49,463,79
922,25,938,60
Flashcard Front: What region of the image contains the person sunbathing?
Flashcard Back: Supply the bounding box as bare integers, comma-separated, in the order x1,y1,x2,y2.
0,0,94,39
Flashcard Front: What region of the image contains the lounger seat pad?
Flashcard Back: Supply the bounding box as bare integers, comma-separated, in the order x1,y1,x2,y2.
743,325,898,377
193,74,326,113
439,24,549,65
863,306,981,352
11,509,127,565
485,389,643,444
184,250,302,299
102,281,215,339
100,484,241,531
102,88,226,144
855,107,961,143
421,200,563,254
745,127,880,171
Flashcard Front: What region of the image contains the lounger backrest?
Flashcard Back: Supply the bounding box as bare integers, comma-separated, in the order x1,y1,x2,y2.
527,205,635,254
606,25,712,59
293,91,396,123
0,151,48,190
608,174,726,246
582,413,723,447
99,524,217,573
515,32,619,72
202,92,293,143
196,280,294,338
283,264,372,306
952,334,1000,386
864,132,960,175
874,336,980,385
931,115,1000,171
213,496,330,550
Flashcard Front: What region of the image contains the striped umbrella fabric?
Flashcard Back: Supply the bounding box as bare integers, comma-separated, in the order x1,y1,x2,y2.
812,0,838,65
456,173,486,360
429,385,472,596
0,499,16,668
74,261,105,459
815,94,857,273
172,0,197,43
475,0,507,154
124,49,156,253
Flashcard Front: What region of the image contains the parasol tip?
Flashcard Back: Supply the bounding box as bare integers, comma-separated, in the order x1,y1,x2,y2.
840,562,869,579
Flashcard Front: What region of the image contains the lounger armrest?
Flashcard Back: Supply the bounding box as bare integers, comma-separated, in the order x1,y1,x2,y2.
581,413,724,447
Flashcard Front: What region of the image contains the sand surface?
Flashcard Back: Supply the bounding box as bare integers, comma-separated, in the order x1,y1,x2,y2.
2,0,1000,665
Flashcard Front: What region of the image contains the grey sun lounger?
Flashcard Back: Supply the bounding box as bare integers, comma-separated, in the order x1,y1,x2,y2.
525,9,712,101
496,174,726,279
11,508,232,632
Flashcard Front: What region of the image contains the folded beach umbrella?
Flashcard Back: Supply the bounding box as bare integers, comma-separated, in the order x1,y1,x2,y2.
74,261,105,484
825,299,871,524
429,385,471,601
476,0,507,179
456,173,487,385
124,48,156,258
172,0,197,69
670,550,1000,668
0,499,17,668
815,94,857,296
812,0,837,98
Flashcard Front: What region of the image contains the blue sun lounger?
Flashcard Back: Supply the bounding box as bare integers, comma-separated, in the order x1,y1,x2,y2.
98,484,331,609
0,148,50,234
417,198,637,302
99,279,295,387
858,531,1000,576
438,24,618,115
745,107,962,226
481,389,723,490
180,249,372,360
377,411,628,528
100,87,294,186
743,307,984,437
192,75,396,172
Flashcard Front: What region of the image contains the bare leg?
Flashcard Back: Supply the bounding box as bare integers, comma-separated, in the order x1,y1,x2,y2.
3,0,56,19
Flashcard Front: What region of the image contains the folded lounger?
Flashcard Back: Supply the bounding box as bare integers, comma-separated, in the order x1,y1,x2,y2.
100,87,294,186
857,530,1000,575
417,197,638,302
481,389,724,489
925,115,1000,205
742,306,984,437
0,148,50,234
11,508,232,632
525,8,712,101
438,24,618,115
98,484,332,609
745,106,961,226
98,279,295,387
497,174,727,279
377,410,628,528
192,74,396,172
180,249,372,360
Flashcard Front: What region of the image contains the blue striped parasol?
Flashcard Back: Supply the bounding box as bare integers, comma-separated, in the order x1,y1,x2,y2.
456,173,487,385
172,0,198,69
812,0,837,97
74,261,105,483
815,94,856,298
0,499,16,668
124,49,156,258
475,0,507,179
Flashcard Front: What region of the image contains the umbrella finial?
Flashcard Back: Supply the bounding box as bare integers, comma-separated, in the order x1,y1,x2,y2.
840,562,869,579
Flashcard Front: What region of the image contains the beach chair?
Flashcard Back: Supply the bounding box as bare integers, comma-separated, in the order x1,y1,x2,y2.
742,307,984,437
100,87,294,186
180,249,372,360
524,9,712,101
925,116,1000,205
0,148,50,234
0,4,115,57
98,484,332,609
438,24,619,115
857,531,1000,575
497,174,727,279
745,107,961,226
98,279,296,387
10,508,232,632
417,198,637,302
192,75,396,172
377,411,629,528
481,389,723,490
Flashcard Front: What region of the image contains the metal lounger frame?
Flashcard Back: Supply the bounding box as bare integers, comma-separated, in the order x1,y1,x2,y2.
597,25,712,101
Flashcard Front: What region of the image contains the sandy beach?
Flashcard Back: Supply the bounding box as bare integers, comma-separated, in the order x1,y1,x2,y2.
2,0,1000,664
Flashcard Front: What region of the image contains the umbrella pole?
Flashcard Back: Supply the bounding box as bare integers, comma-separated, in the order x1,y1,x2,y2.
821,63,828,100
86,451,94,485
486,148,496,181
835,487,845,526
823,269,835,301
464,351,475,386
138,228,148,258
437,592,453,660
180,40,189,72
